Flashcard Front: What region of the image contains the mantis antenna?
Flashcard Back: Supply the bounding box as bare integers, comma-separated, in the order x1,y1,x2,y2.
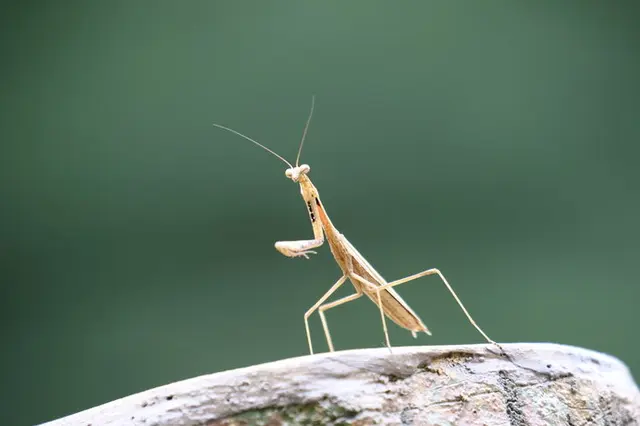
295,95,315,167
212,123,293,169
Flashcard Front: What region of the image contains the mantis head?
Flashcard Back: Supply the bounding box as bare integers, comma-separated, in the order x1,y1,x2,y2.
285,164,310,182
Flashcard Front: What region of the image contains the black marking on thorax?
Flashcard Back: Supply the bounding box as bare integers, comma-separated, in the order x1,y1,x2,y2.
306,201,315,222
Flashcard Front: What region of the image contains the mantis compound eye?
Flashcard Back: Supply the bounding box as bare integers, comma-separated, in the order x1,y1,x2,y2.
299,164,311,174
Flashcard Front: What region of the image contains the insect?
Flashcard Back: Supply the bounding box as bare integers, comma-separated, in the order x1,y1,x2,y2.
214,97,500,354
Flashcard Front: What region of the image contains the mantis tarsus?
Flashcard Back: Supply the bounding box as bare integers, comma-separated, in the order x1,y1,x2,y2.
214,97,500,354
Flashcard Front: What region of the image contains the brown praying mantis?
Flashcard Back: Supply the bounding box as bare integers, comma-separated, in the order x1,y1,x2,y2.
214,97,500,354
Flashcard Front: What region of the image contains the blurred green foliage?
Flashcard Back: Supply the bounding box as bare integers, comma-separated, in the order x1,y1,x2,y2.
1,2,639,424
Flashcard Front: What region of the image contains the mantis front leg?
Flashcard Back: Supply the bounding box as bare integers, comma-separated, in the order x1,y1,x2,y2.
275,197,325,258
275,238,324,259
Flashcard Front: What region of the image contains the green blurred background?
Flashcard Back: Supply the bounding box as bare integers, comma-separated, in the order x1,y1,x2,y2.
1,2,639,424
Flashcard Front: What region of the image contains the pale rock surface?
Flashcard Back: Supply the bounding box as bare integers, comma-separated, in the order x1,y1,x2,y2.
41,343,639,426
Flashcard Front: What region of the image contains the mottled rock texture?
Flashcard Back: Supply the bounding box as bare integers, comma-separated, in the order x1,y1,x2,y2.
41,343,639,426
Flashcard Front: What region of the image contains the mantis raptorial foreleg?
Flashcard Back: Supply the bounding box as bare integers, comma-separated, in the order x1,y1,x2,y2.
318,291,363,351
274,198,325,259
275,239,323,259
304,275,349,354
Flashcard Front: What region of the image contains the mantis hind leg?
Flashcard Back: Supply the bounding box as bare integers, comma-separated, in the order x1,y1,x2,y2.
377,268,502,350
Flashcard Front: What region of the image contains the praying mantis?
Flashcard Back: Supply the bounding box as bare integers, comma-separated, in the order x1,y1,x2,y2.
214,97,500,354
